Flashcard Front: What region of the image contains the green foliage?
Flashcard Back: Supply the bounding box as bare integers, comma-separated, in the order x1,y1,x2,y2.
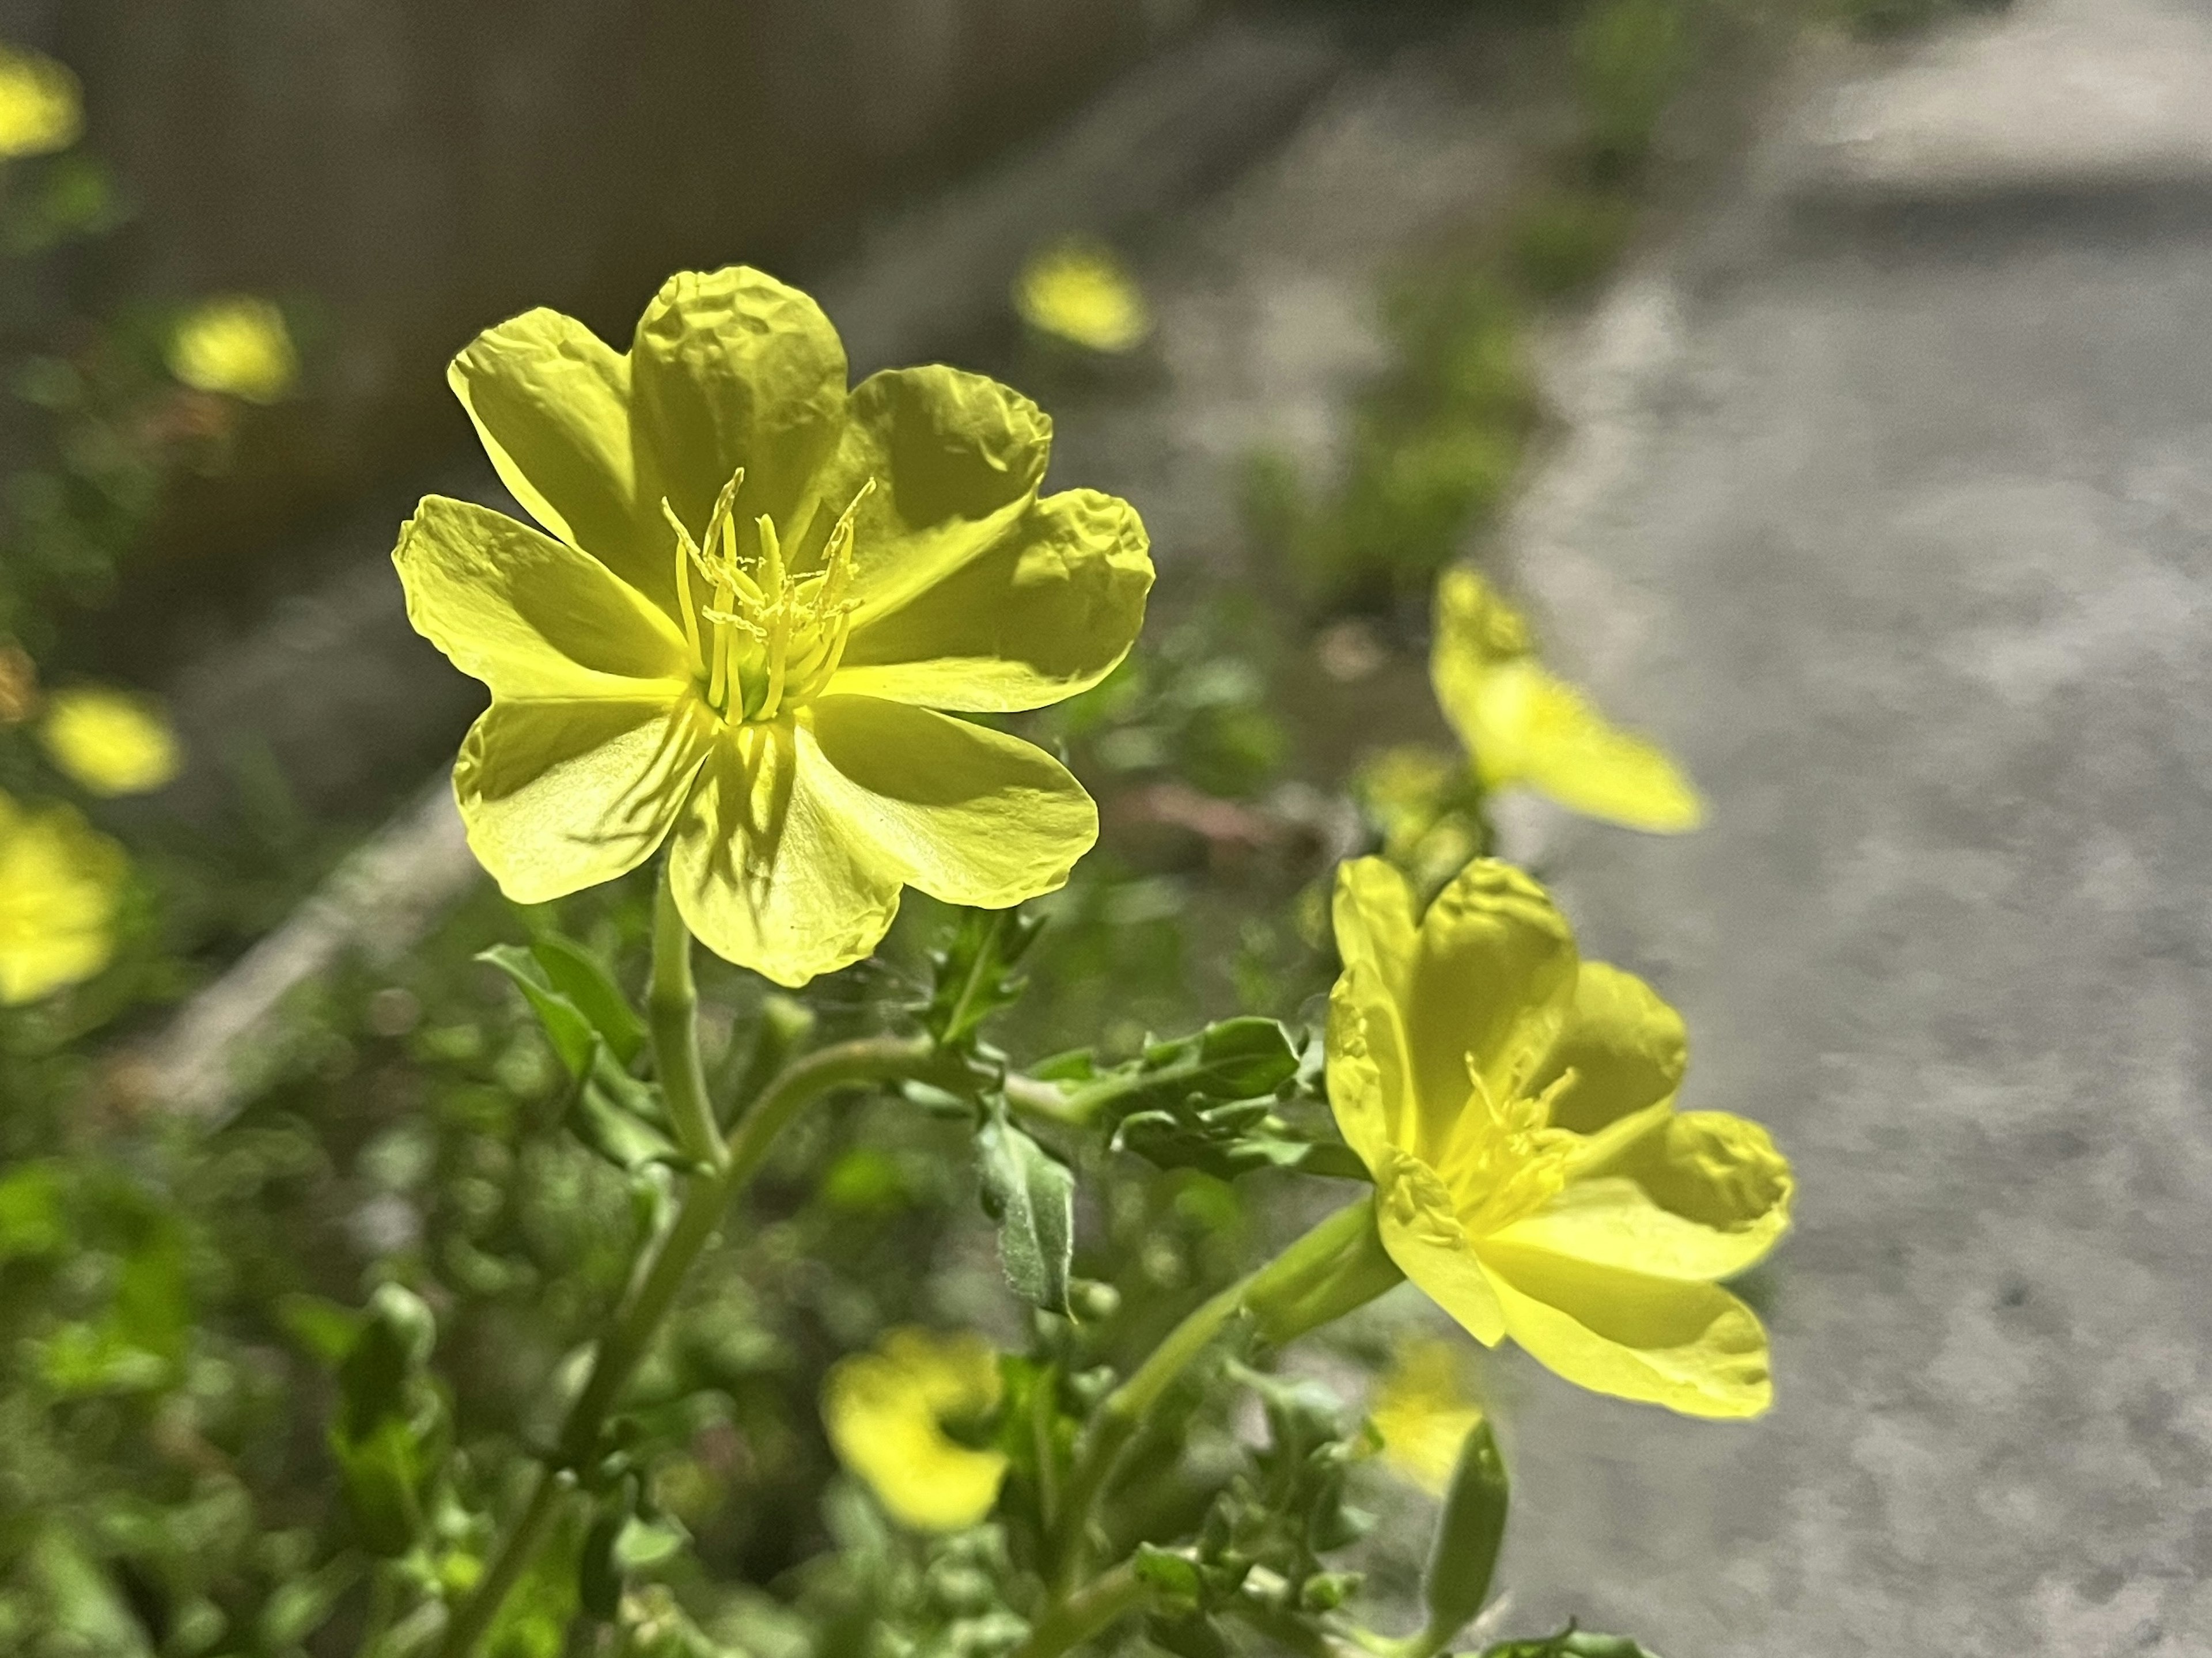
1422,1419,1510,1645
974,1103,1077,1316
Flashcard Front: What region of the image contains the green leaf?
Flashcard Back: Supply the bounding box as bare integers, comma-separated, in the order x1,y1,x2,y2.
922,907,1044,1053
1482,1628,1664,1658
329,1285,445,1558
274,1292,361,1369
479,944,596,1077
1133,1544,1205,1606
563,1063,681,1174
1423,1419,1509,1646
0,1161,68,1259
975,1104,1074,1315
530,934,646,1068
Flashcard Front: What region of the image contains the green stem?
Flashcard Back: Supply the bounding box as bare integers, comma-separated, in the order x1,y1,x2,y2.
1009,1562,1146,1658
435,1468,566,1658
649,870,723,1171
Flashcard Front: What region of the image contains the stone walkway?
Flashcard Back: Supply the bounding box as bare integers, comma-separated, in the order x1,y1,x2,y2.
1495,2,2212,1649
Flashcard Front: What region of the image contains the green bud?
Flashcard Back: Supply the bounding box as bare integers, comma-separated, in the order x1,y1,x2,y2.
1422,1418,1509,1647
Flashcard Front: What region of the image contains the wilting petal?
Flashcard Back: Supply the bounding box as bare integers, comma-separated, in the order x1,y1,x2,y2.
796,366,1051,622
1373,1147,1507,1345
448,309,649,588
1491,1166,1781,1282
1331,858,1419,1005
1588,1110,1794,1277
1325,963,1414,1173
630,267,849,541
1404,859,1578,1152
801,696,1095,908
669,722,903,987
395,497,692,700
1529,961,1687,1135
831,489,1151,712
455,697,712,904
1456,661,1703,834
1477,1236,1771,1418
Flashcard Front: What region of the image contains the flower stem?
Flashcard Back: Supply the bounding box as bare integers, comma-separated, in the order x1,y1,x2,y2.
1008,1562,1146,1658
650,869,723,1171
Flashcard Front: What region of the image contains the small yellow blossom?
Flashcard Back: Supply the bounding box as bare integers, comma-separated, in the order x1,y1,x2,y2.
1369,1335,1487,1496
822,1328,1007,1531
1328,855,1790,1417
1014,239,1152,355
40,686,181,796
0,43,81,160
167,297,298,404
395,266,1152,985
1430,568,1701,833
0,792,127,1005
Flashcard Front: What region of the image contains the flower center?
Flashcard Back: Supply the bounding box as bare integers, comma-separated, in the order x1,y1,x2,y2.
664,468,875,723
1440,1051,1580,1236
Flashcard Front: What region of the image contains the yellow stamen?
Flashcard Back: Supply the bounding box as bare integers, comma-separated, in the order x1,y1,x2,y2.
662,499,703,666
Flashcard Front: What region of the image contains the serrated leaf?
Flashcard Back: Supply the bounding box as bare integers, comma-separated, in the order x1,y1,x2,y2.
923,908,1044,1053
1423,1419,1509,1645
529,934,646,1067
975,1105,1074,1315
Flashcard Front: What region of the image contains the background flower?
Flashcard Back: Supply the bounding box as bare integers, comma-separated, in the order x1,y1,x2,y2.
0,792,127,1004
39,686,181,796
821,1327,1007,1531
167,297,299,404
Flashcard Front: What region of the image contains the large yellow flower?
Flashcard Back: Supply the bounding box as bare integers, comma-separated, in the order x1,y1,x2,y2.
0,792,127,1005
1327,856,1789,1418
1431,568,1701,833
394,267,1153,984
822,1327,1007,1531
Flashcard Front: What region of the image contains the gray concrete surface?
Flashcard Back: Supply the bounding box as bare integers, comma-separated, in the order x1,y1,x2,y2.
1495,1,2212,1649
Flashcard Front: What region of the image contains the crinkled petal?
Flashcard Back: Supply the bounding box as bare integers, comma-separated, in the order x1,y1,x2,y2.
1325,962,1414,1174
1591,1110,1793,1274
1373,1146,1506,1346
448,309,649,585
1477,1236,1771,1418
1454,659,1703,834
1531,961,1687,1135
394,496,692,700
794,366,1051,622
455,697,712,904
831,489,1150,712
1405,859,1578,1159
630,267,849,544
1331,857,1419,1005
801,696,1096,907
1491,1166,1782,1282
668,721,903,987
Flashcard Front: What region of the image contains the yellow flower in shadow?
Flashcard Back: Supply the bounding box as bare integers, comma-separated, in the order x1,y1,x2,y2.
1328,855,1790,1418
823,1328,1008,1532
0,43,81,160
1430,568,1701,832
168,297,298,404
40,686,181,797
1368,1335,1487,1496
0,792,126,1005
394,266,1152,984
1014,238,1152,355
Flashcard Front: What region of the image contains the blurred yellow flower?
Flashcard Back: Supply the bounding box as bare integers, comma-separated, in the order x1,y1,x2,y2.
167,297,298,404
397,265,1152,985
1431,568,1701,833
0,792,126,1005
1352,744,1482,891
1014,238,1152,354
40,686,181,796
1328,856,1790,1418
1368,1335,1487,1496
822,1328,1007,1531
0,43,81,160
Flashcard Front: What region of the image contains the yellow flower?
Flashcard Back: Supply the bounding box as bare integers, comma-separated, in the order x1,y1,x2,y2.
39,686,181,796
1327,856,1790,1418
0,43,81,160
1430,568,1701,833
1368,1335,1487,1496
0,792,127,1005
167,297,298,403
822,1328,1008,1531
396,266,1152,985
1013,239,1152,355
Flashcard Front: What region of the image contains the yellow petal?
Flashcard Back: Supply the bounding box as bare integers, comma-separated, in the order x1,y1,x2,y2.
629,267,849,536
1456,660,1703,834
831,489,1152,712
1404,859,1577,1157
1573,1110,1795,1277
823,1329,1008,1532
1331,856,1419,1004
1373,1146,1506,1346
1477,1236,1771,1418
1324,961,1413,1174
166,297,297,404
393,496,692,700
801,696,1097,908
0,793,126,1005
455,697,712,905
39,687,180,797
1013,238,1153,354
0,43,82,159
1491,1164,1782,1282
1529,961,1687,1135
668,722,903,987
449,308,649,590
797,365,1051,623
